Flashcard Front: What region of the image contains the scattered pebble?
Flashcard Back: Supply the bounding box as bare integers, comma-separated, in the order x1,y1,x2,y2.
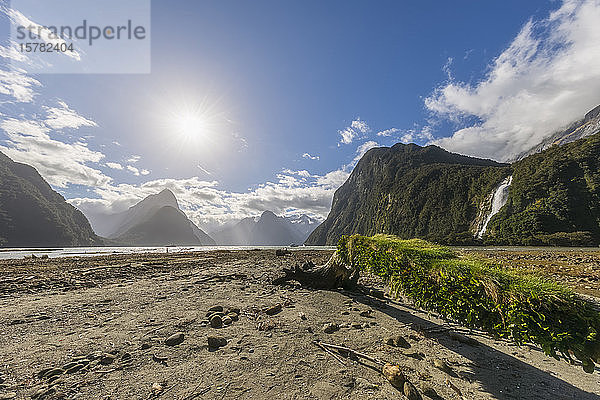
44,368,64,378
208,336,228,349
165,332,185,346
222,315,233,326
323,323,340,334
382,363,406,389
208,305,224,313
385,334,411,349
298,312,307,320
210,315,223,328
151,382,163,395
265,303,282,315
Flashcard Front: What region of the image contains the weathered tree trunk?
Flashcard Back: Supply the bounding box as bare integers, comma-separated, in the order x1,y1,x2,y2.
273,252,359,289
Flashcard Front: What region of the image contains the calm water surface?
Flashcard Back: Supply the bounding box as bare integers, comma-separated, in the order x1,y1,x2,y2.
0,246,336,260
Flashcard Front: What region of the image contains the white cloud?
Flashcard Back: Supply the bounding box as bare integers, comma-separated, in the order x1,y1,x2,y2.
127,165,140,176
0,41,29,62
426,0,600,161
376,128,400,137
127,155,141,163
71,166,350,230
338,117,370,144
0,67,40,102
5,8,81,61
140,169,150,175
106,162,123,170
0,118,110,188
44,101,97,130
302,152,319,160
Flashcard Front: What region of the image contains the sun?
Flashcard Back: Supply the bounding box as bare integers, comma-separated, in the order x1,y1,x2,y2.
175,112,207,140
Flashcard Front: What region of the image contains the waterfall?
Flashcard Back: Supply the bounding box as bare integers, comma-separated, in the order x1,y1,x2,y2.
476,176,513,239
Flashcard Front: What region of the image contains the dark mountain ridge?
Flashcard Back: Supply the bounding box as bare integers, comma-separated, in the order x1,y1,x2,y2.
0,152,102,247
307,115,600,246
108,189,215,246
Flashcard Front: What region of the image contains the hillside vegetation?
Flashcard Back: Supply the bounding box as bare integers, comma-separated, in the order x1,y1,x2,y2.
0,152,102,247
307,133,600,246
486,133,600,245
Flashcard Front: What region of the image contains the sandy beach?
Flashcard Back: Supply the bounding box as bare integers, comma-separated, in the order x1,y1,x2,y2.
1,249,600,399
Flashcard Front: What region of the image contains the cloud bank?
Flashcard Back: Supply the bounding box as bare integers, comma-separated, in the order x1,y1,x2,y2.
426,0,600,161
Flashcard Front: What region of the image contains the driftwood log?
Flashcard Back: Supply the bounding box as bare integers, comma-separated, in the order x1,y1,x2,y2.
272,252,359,289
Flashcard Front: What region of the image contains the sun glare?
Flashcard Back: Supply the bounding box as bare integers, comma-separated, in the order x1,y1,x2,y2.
175,113,207,140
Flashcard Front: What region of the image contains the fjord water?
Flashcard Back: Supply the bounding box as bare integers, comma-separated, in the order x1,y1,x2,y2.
0,246,335,260
477,175,513,239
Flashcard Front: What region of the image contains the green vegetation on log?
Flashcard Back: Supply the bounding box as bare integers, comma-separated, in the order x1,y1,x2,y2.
338,234,600,372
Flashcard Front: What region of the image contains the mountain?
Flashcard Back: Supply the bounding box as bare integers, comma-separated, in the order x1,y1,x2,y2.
87,189,215,246
211,210,318,245
485,132,600,246
514,104,600,161
306,144,510,245
0,152,102,247
307,131,600,246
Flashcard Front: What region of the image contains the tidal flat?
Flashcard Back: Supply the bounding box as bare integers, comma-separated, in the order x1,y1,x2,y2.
0,249,599,399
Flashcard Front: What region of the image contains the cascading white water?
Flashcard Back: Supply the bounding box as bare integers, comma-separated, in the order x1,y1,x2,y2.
477,175,513,239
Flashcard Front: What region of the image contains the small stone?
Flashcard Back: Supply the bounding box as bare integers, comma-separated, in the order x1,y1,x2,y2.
208,336,228,349
141,343,152,350
222,316,233,326
341,311,350,315
65,364,84,374
151,382,163,394
208,305,224,313
100,354,117,365
382,363,406,389
359,309,373,318
210,315,223,328
298,312,307,320
228,307,241,314
227,312,239,322
44,368,64,378
385,334,411,349
0,374,5,384
433,359,452,374
152,354,168,363
37,368,52,379
403,381,421,400
165,332,185,346
420,385,438,398
265,304,282,315
323,323,339,334
275,249,291,256
351,322,363,329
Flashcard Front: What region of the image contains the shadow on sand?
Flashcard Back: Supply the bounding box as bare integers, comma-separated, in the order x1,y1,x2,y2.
338,288,599,400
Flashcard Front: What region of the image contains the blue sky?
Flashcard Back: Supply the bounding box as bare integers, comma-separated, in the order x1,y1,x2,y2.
1,0,600,231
